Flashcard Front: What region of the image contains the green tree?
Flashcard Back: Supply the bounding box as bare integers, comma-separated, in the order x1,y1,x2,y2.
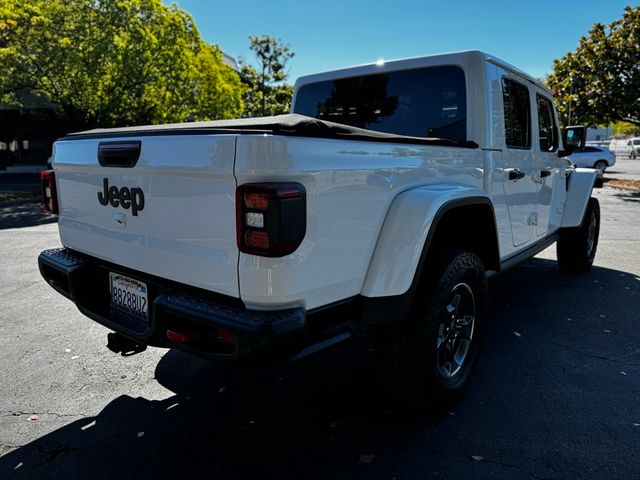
547,6,640,127
239,35,294,117
611,120,640,137
0,0,244,129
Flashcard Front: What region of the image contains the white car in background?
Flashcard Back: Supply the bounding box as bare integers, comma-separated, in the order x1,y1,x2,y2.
569,145,616,172
627,138,640,159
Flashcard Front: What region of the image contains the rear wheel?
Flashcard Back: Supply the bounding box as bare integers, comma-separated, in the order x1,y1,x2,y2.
557,197,600,273
594,160,607,172
376,250,488,409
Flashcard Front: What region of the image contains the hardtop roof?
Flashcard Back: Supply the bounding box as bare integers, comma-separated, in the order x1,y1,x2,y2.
294,50,550,94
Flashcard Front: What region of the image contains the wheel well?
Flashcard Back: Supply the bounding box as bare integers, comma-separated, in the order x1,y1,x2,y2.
425,203,500,273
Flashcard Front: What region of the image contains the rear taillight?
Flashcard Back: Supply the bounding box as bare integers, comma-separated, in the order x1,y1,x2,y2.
40,170,58,215
236,183,306,257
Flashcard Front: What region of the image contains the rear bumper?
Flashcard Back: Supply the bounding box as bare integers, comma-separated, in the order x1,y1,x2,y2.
38,248,355,362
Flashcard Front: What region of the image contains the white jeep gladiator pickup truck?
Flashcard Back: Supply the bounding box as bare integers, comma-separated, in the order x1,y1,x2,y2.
39,51,601,405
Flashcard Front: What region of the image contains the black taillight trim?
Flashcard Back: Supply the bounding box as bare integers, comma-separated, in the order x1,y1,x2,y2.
236,183,306,257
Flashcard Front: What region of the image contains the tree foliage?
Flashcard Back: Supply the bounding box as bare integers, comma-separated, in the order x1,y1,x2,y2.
0,0,244,129
611,120,640,137
239,35,294,117
547,6,640,127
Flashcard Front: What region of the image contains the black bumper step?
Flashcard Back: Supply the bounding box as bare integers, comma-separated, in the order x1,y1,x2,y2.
37,248,333,362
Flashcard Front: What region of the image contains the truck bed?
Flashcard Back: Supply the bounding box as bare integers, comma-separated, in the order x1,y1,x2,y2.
53,114,484,310
64,114,478,148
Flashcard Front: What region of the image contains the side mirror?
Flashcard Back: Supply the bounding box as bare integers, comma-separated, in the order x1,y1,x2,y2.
559,126,586,157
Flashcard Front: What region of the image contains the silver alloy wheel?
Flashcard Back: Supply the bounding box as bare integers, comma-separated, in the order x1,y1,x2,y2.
436,282,476,379
586,207,597,257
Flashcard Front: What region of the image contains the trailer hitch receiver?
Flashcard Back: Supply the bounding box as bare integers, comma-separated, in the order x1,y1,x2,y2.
106,332,147,356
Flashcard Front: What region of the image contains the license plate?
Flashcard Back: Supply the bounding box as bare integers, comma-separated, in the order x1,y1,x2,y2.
109,272,148,321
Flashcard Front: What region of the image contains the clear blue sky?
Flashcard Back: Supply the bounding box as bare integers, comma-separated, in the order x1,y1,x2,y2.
171,0,632,81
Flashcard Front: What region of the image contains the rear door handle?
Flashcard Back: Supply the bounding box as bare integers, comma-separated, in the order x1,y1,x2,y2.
540,169,551,178
508,168,526,181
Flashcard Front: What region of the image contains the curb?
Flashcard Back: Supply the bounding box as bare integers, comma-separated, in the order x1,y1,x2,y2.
604,184,640,193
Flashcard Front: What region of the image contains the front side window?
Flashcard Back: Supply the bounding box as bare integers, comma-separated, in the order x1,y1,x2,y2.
293,66,467,141
536,94,558,151
502,78,531,149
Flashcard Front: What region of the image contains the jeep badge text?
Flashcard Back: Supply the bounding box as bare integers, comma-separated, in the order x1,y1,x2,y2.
97,178,144,216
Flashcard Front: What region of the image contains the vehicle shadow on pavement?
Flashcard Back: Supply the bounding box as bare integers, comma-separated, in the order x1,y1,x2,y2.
613,190,640,202
0,347,445,480
0,194,57,230
1,258,639,479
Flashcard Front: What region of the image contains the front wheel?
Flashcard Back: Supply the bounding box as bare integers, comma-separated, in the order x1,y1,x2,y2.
376,250,488,409
557,197,600,273
594,160,608,172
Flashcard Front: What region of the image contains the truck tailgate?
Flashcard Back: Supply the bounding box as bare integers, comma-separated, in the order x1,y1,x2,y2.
53,134,239,297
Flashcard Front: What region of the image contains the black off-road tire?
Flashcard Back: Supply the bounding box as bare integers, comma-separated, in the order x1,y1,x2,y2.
557,197,600,273
375,250,488,410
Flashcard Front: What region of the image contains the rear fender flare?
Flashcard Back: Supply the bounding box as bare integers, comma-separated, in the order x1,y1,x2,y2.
361,185,491,299
562,168,599,228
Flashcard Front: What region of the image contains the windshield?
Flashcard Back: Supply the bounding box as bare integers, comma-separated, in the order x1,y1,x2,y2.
293,65,467,141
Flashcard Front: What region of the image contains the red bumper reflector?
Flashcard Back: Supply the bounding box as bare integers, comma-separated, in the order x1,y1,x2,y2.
217,328,237,345
166,330,193,344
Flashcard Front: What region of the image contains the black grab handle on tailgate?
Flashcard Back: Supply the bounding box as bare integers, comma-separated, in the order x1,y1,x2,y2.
98,141,141,167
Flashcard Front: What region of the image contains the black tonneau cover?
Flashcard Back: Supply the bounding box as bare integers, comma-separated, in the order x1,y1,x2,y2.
62,114,478,148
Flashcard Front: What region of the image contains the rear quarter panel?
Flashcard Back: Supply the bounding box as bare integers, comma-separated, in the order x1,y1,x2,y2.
235,135,485,310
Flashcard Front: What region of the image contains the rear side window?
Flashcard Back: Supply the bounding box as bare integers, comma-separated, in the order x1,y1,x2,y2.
536,94,558,152
293,66,467,141
502,78,531,149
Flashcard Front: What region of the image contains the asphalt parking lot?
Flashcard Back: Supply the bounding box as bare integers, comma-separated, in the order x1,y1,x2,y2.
0,159,639,479
607,152,640,180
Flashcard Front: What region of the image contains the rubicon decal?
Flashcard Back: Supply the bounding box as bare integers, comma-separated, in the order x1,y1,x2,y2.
98,178,145,216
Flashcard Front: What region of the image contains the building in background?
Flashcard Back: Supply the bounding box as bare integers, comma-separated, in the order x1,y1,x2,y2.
586,127,613,144
0,91,67,173
222,51,239,71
